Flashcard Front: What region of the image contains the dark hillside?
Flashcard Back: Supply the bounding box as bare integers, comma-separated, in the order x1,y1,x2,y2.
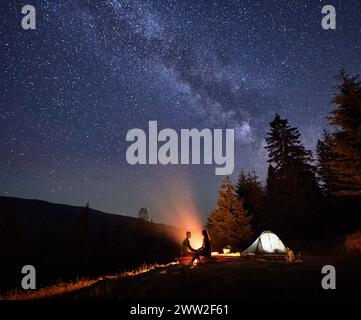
0,197,183,294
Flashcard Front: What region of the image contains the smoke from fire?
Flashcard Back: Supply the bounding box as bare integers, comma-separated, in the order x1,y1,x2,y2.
147,172,205,248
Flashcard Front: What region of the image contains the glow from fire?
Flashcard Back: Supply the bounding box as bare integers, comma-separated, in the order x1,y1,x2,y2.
148,172,205,249
161,196,204,248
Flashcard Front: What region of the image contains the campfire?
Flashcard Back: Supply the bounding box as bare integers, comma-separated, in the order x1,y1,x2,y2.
211,250,241,257
211,245,241,257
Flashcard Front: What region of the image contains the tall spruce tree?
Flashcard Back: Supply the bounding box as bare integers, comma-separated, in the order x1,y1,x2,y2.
235,170,265,232
208,176,252,250
265,115,321,236
316,130,337,195
328,71,361,196
265,114,314,169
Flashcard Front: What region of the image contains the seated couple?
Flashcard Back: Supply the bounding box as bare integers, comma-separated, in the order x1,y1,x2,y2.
181,230,211,264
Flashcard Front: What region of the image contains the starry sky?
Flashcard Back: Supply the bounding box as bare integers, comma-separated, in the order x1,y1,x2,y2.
1,0,361,225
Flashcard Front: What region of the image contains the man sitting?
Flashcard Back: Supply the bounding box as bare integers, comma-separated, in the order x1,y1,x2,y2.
181,231,196,256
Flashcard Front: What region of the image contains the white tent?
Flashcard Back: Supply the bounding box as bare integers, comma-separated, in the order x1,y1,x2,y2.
243,231,287,254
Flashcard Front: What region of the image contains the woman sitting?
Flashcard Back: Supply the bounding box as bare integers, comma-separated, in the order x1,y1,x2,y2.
191,229,211,263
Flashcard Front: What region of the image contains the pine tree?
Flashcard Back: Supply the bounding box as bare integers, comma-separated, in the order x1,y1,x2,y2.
265,114,314,170
328,71,361,196
208,177,252,250
137,207,149,222
266,165,275,194
235,170,265,232
316,130,337,195
265,115,322,236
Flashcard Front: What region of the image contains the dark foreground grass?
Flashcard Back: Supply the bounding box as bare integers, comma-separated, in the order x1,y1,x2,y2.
55,255,361,300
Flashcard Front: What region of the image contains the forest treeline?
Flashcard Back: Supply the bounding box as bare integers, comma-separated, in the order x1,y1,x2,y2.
208,71,361,251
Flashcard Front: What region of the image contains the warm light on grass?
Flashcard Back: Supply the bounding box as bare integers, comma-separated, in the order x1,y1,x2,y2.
211,251,241,257
0,262,178,300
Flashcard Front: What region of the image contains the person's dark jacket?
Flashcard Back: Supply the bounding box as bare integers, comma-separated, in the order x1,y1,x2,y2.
200,236,211,257
181,238,195,255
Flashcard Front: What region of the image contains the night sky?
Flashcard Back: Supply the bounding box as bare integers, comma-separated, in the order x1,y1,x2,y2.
1,0,361,225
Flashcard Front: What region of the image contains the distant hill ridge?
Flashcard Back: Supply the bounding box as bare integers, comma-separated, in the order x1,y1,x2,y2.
0,196,183,293
0,196,181,236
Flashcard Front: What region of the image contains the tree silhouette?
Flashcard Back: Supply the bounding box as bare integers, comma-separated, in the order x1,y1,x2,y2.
137,207,149,222
208,177,252,250
328,71,361,196
235,170,265,232
317,130,337,195
265,114,322,236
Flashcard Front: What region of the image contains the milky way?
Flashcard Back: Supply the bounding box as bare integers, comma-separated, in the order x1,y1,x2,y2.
1,0,361,222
